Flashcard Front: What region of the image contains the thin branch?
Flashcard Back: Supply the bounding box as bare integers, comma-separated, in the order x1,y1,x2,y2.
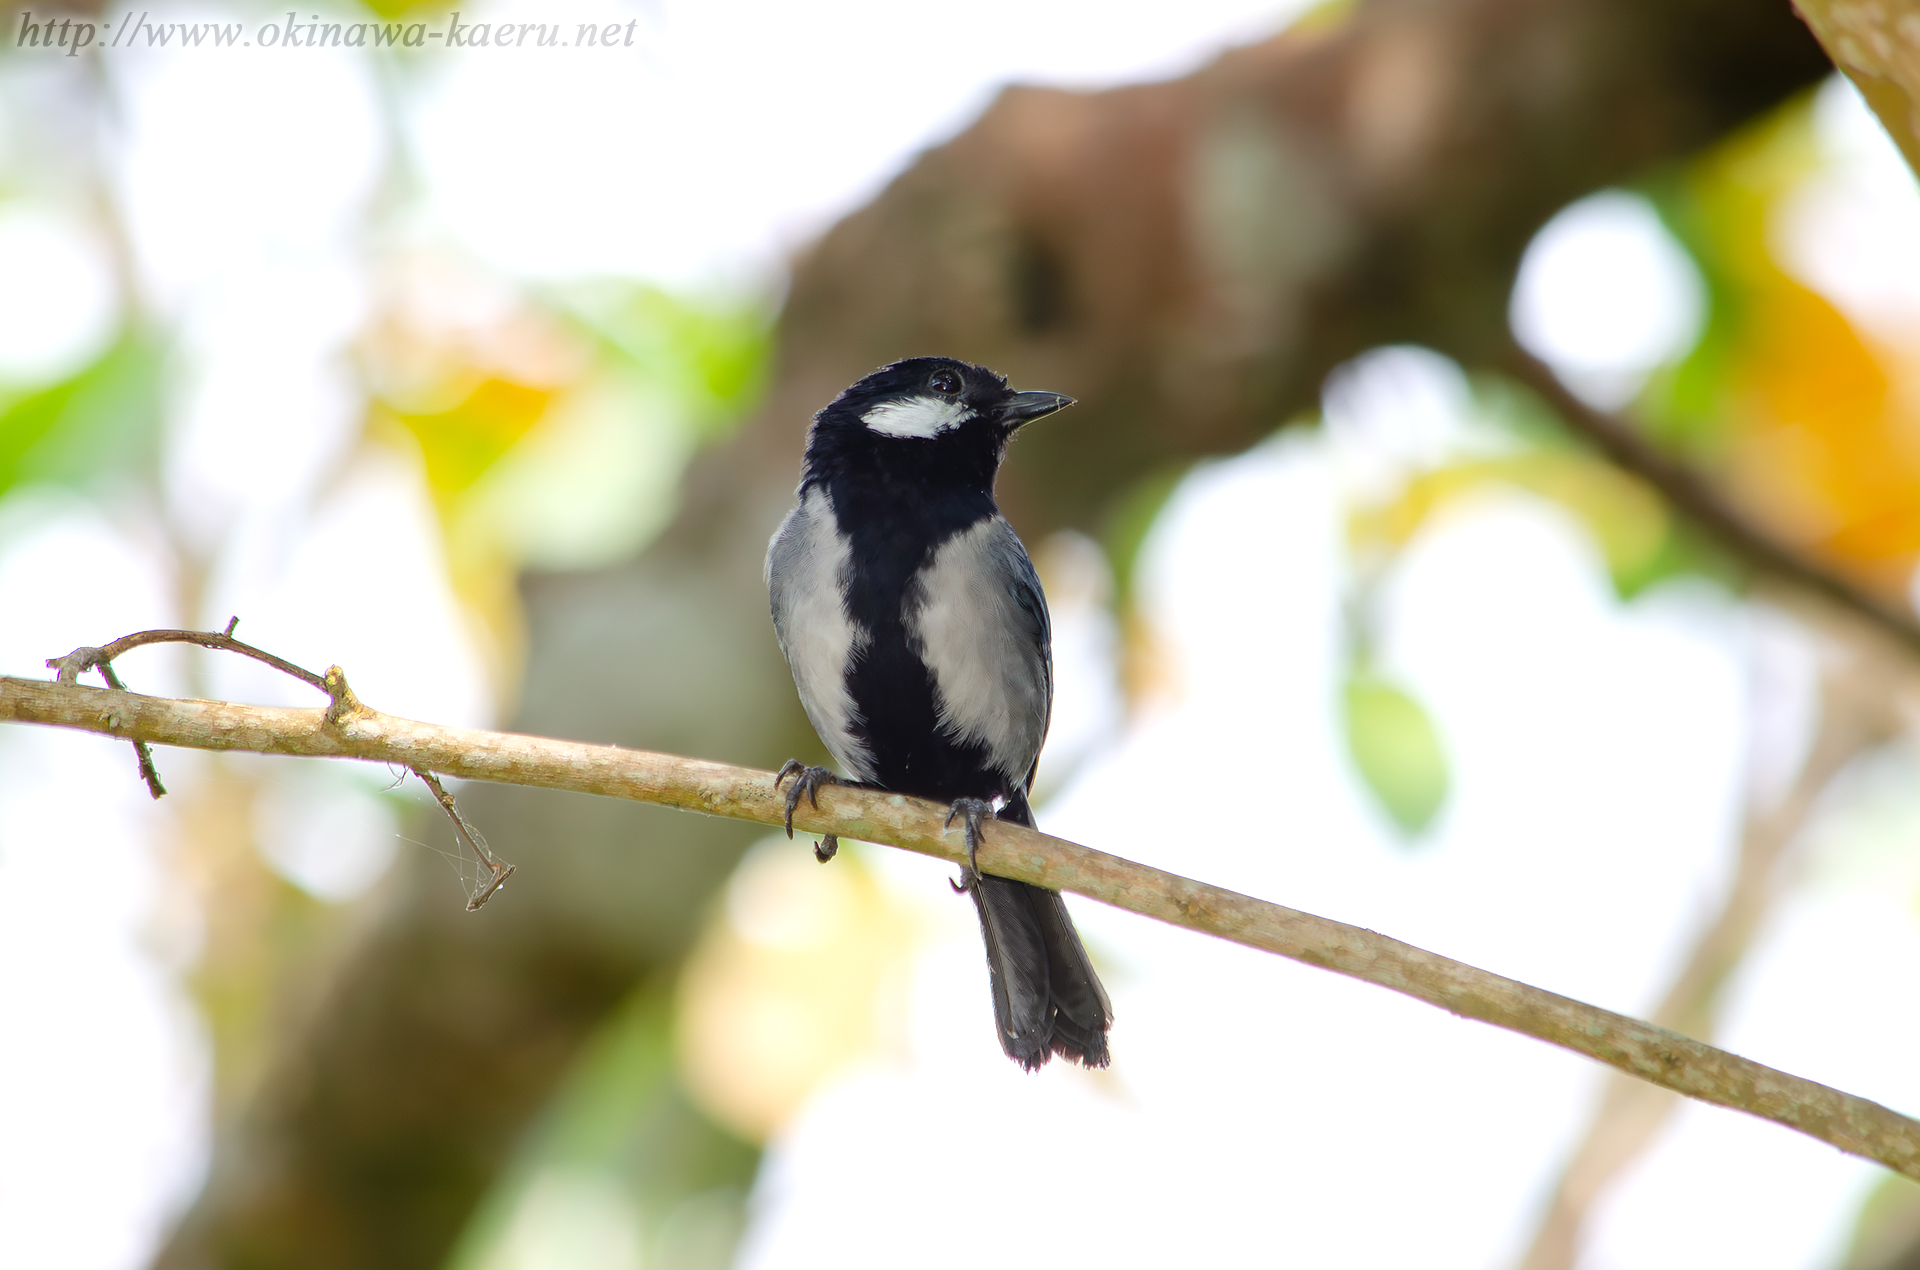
92,659,167,799
45,622,333,696
6,672,1920,1182
1503,348,1920,659
411,767,515,911
41,620,345,799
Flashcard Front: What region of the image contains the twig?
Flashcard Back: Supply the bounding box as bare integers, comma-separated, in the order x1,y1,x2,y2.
37,624,512,903
6,672,1920,1182
42,619,338,798
93,660,166,798
1503,348,1920,659
45,621,333,696
411,767,514,911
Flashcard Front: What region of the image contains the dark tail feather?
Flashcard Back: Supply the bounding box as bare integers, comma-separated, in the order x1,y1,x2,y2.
971,874,1056,1070
966,798,1113,1071
1030,886,1111,1068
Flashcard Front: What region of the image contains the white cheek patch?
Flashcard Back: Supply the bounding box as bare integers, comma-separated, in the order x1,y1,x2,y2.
862,395,974,439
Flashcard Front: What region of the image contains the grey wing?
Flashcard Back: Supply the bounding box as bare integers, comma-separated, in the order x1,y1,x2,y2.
908,515,1053,793
1004,533,1052,789
766,490,876,782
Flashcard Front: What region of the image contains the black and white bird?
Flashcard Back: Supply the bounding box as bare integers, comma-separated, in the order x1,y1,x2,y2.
766,355,1113,1070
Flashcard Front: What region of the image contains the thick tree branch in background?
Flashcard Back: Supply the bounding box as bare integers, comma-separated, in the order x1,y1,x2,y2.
1793,0,1920,175
6,670,1920,1183
737,0,1833,544
1505,350,1920,658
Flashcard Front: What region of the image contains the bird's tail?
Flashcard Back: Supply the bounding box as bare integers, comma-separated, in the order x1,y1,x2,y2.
969,799,1113,1071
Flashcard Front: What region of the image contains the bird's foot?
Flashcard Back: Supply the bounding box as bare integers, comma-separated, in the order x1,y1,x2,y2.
944,797,993,890
775,761,840,863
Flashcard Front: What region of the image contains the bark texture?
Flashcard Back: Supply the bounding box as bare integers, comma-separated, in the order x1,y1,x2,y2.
152,1,1834,1266
1794,0,1920,173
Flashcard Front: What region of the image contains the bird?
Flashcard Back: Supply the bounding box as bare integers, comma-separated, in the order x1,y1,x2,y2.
765,355,1113,1071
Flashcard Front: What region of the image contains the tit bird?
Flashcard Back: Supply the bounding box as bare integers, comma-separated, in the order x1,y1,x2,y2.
766,356,1113,1070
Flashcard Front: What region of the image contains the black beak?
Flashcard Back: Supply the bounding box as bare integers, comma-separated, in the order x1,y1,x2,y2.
1001,390,1075,427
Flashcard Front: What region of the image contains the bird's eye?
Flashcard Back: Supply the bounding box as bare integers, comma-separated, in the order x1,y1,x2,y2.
929,369,963,395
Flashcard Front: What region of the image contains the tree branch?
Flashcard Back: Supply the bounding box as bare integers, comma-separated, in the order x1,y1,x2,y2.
6,671,1920,1182
44,619,331,697
1505,348,1920,658
411,766,516,912
1792,0,1920,178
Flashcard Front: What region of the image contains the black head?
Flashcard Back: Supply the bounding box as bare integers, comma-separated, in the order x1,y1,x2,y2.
802,356,1073,493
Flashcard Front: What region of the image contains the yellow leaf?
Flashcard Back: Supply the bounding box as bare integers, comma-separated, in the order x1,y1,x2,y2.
388,378,554,512
1667,95,1920,598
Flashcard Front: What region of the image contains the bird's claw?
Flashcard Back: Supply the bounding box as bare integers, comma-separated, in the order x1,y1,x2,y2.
776,761,841,863
945,797,992,889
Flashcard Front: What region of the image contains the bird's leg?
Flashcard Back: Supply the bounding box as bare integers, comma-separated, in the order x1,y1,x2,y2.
944,797,993,890
775,760,841,863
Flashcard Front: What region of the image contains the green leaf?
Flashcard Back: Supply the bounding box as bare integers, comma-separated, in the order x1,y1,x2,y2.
1100,463,1189,606
1343,672,1450,837
0,335,164,500
550,282,773,442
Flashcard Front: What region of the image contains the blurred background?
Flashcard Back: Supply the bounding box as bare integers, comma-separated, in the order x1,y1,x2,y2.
4,0,1920,1267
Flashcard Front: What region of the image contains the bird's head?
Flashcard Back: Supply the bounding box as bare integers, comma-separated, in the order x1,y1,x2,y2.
802,356,1074,490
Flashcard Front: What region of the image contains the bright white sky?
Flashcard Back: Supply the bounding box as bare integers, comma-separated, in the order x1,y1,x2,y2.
2,3,1920,1266
410,0,1308,284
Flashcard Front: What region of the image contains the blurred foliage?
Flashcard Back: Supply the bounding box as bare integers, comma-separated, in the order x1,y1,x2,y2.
1349,87,1920,617
555,283,772,446
1341,356,1732,609
1341,666,1451,839
1838,1174,1920,1270
0,334,163,502
1650,96,1920,599
168,760,356,1117
1353,444,1673,598
1102,464,1193,709
373,375,555,684
449,986,757,1270
361,281,773,697
676,842,918,1143
345,278,782,1270
360,0,445,19
1100,462,1191,607
1334,83,1920,838
390,379,556,511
